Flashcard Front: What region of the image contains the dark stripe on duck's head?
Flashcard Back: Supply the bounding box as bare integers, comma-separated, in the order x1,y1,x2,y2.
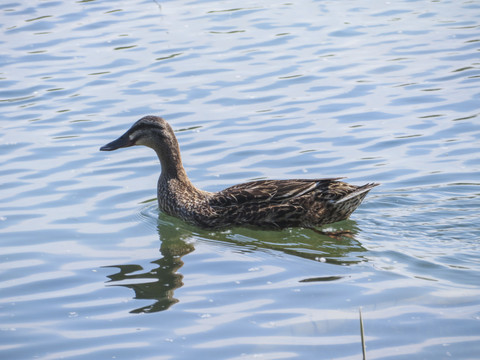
131,116,166,132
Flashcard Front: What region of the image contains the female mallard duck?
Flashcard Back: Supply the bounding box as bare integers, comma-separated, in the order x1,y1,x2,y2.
100,116,378,229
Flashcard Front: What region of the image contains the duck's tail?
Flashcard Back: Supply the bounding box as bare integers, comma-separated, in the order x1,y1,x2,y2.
328,182,379,222
335,183,380,204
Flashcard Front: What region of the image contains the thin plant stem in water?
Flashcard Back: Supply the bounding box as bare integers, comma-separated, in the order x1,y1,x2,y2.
359,307,366,360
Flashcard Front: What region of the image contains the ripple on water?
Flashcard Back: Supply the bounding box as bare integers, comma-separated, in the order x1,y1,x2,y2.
1,0,480,359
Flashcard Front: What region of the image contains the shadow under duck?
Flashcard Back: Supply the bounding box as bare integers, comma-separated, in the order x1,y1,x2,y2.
100,116,379,230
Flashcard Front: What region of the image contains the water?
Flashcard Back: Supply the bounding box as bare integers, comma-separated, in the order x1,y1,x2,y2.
1,0,480,359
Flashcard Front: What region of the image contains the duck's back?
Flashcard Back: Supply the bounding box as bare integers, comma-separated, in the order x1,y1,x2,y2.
202,179,378,229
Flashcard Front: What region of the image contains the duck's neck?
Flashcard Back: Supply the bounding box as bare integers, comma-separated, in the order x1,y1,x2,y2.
153,137,196,190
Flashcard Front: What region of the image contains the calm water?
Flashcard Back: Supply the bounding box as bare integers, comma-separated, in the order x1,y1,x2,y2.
1,0,480,359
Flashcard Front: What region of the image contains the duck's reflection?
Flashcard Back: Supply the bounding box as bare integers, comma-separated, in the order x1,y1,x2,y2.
105,223,195,313
105,213,367,314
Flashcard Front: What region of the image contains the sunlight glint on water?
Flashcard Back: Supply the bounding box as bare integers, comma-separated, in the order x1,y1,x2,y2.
1,1,480,359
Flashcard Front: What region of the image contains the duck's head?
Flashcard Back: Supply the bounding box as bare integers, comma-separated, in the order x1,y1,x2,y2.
100,115,177,152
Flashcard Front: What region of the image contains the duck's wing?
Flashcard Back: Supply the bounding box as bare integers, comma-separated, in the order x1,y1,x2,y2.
209,178,344,208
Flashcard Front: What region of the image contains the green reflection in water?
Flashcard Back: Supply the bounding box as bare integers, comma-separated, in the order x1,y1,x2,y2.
105,213,367,314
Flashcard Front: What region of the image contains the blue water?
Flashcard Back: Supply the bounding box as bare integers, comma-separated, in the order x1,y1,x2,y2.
1,1,480,359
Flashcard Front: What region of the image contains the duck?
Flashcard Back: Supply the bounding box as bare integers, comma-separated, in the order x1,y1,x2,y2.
100,115,379,230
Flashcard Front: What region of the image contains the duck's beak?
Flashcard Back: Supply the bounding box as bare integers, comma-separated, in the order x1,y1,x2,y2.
100,133,133,151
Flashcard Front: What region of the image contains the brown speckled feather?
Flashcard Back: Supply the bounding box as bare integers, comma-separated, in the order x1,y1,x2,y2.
211,178,343,206
100,116,379,230
205,178,378,229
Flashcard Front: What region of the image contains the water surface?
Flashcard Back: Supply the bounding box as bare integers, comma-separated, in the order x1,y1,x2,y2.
1,1,480,359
